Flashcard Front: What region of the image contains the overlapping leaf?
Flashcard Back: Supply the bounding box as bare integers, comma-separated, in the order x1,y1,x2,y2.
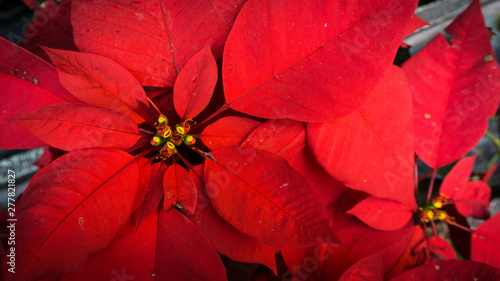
58,210,157,281
347,196,414,231
440,155,491,218
200,116,261,150
163,164,197,216
44,47,149,123
72,0,246,86
174,45,217,120
241,118,346,217
0,37,77,149
189,165,277,273
3,149,139,281
204,146,336,248
19,0,77,62
155,208,227,281
338,254,384,281
472,213,500,269
13,103,141,151
308,66,416,208
134,162,167,228
390,260,500,280
223,0,419,122
402,0,500,168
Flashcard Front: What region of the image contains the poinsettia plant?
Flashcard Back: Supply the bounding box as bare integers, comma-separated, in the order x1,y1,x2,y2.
1,0,500,280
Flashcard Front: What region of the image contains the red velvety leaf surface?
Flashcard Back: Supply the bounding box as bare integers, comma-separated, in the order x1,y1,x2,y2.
223,0,419,122
281,215,418,281
204,146,336,248
174,45,217,120
19,0,78,62
402,0,500,168
242,119,305,161
338,254,384,281
13,103,141,151
347,196,414,231
43,47,149,123
2,149,139,281
454,181,491,218
71,0,245,87
440,155,476,198
440,155,491,218
472,213,500,269
163,163,197,216
134,162,168,228
58,210,157,281
241,118,347,220
132,158,153,211
155,208,226,281
200,116,261,150
308,65,416,209
390,260,500,281
189,165,277,273
0,37,77,102
0,38,78,149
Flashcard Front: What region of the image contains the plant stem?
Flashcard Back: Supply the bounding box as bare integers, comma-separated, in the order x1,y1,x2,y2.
426,169,437,203
446,220,472,233
147,96,163,116
418,169,433,183
430,220,438,236
485,130,500,148
194,103,230,129
486,151,500,171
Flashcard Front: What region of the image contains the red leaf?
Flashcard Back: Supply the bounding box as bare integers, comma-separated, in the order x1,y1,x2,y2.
189,165,277,273
390,260,500,281
223,0,419,122
242,119,305,161
58,210,157,281
133,158,154,211
200,116,261,150
13,103,141,151
0,38,77,149
71,0,246,86
440,156,491,218
347,197,413,231
3,149,139,281
454,181,490,218
308,66,416,209
43,47,149,123
338,254,384,281
19,0,78,62
174,45,218,119
134,162,168,228
0,37,77,102
204,146,336,248
440,155,476,198
424,236,456,262
155,208,227,281
402,0,500,168
472,213,500,269
163,163,198,216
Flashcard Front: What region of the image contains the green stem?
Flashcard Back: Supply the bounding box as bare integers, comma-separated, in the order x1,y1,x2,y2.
486,151,500,171
485,130,500,148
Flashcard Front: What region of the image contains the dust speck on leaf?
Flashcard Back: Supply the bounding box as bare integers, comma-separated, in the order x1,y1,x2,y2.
78,217,84,230
484,54,494,62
